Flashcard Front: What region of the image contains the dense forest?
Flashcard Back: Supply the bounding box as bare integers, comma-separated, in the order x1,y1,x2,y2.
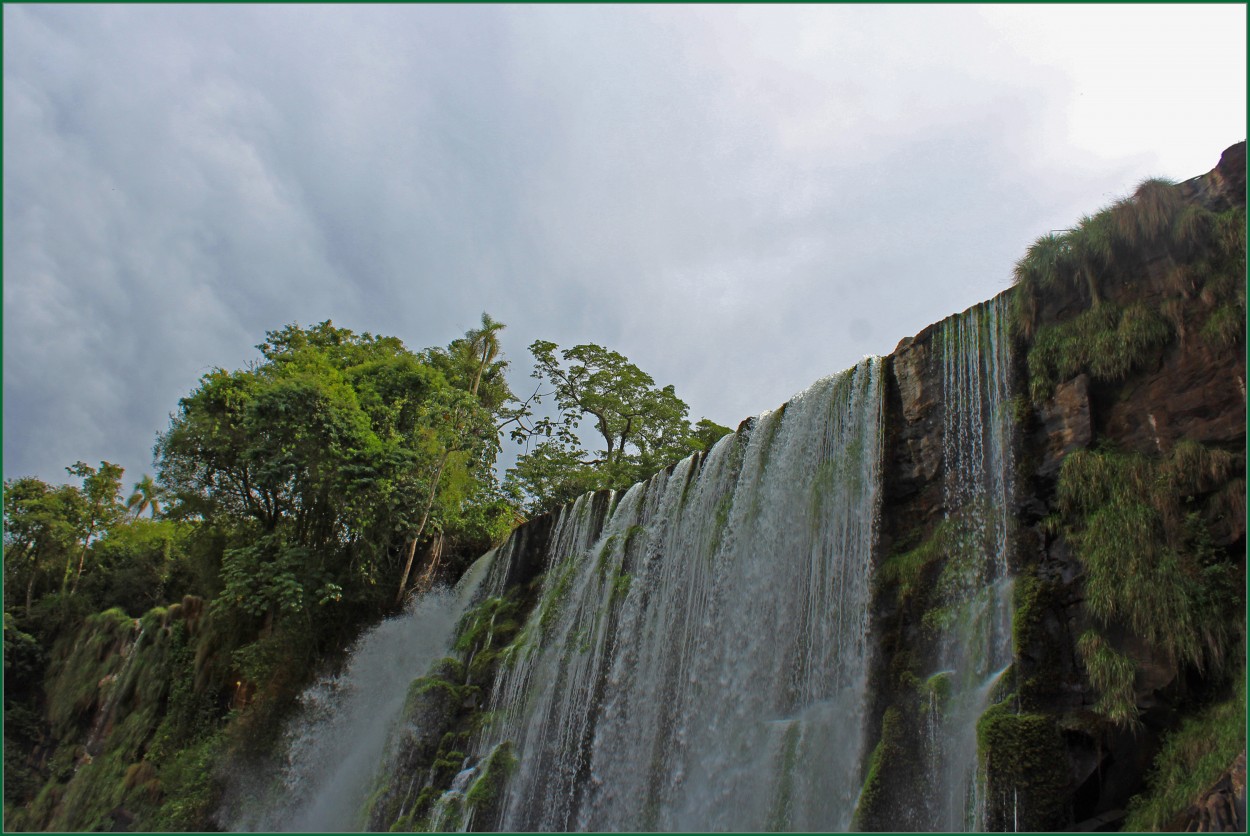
2,318,728,830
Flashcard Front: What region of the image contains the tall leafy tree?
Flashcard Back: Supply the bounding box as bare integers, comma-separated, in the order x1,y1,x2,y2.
156,319,514,628
422,312,513,412
507,341,730,514
3,477,86,612
63,462,126,595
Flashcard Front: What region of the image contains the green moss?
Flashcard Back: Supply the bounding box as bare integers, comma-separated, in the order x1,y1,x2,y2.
463,741,518,811
1200,302,1244,350
879,520,955,607
610,571,632,606
766,722,801,831
535,556,579,637
708,494,734,559
1124,675,1247,831
851,707,906,829
976,703,1069,830
44,608,139,739
595,534,619,577
455,596,521,655
622,524,646,554
923,671,954,710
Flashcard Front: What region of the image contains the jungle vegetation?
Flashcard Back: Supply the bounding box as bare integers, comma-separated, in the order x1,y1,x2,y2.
2,316,724,830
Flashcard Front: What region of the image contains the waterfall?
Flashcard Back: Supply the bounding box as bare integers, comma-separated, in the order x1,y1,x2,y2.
230,321,1020,832
471,358,885,831
220,552,495,832
923,295,1016,831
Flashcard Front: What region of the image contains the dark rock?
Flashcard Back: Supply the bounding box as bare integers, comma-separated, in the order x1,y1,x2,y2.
1036,374,1093,476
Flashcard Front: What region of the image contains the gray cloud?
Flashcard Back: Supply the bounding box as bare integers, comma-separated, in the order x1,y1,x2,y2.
4,4,1245,484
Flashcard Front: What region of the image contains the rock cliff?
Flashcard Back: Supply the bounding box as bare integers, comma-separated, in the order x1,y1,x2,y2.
858,140,1245,831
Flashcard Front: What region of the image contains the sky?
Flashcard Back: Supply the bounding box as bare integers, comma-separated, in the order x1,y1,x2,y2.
4,4,1246,487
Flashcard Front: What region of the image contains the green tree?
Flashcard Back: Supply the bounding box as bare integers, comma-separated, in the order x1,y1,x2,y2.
507,341,730,514
156,319,513,625
126,474,168,519
63,461,126,595
3,477,85,612
393,385,497,603
422,312,513,411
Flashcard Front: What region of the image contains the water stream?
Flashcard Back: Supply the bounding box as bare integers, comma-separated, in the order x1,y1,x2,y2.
923,296,1016,831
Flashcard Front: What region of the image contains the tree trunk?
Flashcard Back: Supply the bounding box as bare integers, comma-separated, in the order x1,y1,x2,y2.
395,452,451,604
69,538,91,595
26,565,38,613
395,537,420,606
415,532,445,593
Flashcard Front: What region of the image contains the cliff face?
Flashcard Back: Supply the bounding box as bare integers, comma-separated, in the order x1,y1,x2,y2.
859,141,1246,831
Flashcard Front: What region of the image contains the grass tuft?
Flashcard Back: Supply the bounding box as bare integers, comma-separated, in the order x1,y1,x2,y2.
1026,304,1171,401
1123,675,1247,831
1076,630,1139,728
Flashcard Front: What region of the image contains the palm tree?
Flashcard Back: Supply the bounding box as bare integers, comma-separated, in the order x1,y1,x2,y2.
466,313,506,398
126,474,166,519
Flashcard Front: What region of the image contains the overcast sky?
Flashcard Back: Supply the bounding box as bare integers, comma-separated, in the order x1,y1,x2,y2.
4,4,1246,487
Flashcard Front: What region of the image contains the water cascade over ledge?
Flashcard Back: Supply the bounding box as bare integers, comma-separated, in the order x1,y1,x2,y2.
219,554,496,832
230,316,1022,832
921,295,1016,830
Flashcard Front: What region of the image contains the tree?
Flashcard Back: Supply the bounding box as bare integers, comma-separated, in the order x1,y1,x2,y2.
64,462,126,595
506,341,730,514
392,386,496,603
421,312,513,412
127,474,168,519
3,478,85,612
156,319,515,623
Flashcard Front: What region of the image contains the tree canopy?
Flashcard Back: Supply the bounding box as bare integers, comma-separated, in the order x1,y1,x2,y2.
505,340,731,514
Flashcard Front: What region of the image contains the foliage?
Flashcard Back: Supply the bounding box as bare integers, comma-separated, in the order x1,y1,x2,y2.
1055,445,1243,725
506,340,727,514
1123,674,1247,831
1025,303,1172,401
1076,630,1139,728
4,314,526,829
156,318,511,624
878,520,954,606
504,440,603,516
851,707,906,829
1009,176,1244,343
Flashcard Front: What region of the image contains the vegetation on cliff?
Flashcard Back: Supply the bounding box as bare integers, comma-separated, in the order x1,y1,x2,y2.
1001,160,1246,829
3,313,726,831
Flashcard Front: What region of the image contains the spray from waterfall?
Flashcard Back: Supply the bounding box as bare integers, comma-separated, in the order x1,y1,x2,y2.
219,552,495,832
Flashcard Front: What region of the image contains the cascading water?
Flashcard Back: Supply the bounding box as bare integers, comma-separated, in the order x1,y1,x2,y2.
921,295,1016,831
220,552,495,832
469,358,885,831
236,323,1017,832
